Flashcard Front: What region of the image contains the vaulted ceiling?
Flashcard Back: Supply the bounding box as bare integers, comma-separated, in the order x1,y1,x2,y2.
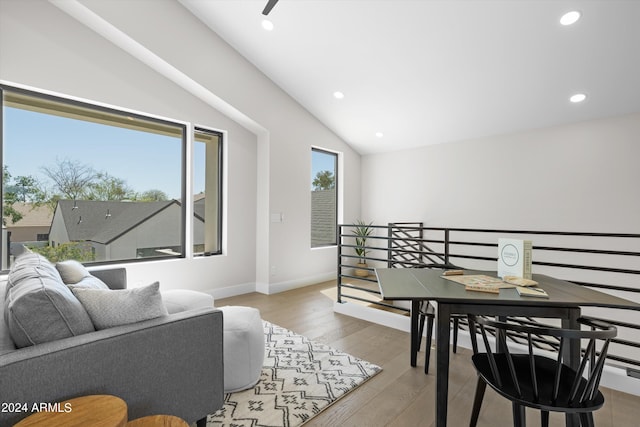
181,1,640,155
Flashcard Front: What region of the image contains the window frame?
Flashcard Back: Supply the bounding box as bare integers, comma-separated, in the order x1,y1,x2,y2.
193,126,224,257
310,147,339,248
0,83,217,270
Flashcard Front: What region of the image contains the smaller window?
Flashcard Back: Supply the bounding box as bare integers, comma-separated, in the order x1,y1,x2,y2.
193,128,223,256
310,148,338,247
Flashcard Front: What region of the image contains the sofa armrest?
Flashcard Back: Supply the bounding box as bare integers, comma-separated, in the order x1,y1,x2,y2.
0,307,223,425
89,267,127,290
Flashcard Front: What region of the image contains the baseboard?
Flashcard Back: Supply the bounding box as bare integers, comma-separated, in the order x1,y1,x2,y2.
260,271,336,295
206,271,337,299
334,302,640,397
208,282,256,300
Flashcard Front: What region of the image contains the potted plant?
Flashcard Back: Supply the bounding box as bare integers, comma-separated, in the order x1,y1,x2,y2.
352,220,373,277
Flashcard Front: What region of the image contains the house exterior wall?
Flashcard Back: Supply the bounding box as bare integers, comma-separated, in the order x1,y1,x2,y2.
311,189,336,247
107,205,195,261
48,210,70,248
6,226,49,243
4,203,53,245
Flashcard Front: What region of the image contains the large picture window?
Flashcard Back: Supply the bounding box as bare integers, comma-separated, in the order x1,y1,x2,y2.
310,148,338,247
0,85,197,269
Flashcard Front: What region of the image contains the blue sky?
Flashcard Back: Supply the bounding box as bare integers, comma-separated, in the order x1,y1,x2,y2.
4,107,205,199
311,149,337,189
5,107,332,198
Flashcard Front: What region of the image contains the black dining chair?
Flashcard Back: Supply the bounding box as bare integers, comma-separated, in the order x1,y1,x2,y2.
466,314,617,427
416,301,465,374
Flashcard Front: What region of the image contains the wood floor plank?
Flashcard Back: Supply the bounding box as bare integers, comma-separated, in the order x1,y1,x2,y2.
216,281,640,427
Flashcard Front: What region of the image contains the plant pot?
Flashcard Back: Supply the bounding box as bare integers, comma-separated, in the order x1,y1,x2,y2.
354,262,369,277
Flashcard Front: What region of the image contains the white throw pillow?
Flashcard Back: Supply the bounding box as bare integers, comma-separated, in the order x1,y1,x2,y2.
56,260,90,284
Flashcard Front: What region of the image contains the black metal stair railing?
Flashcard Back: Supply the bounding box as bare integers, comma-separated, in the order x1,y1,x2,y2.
337,223,640,374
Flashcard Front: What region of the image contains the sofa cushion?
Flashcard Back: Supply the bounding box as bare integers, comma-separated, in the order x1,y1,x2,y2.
0,281,17,355
4,253,95,348
6,252,63,295
72,282,168,330
56,260,109,289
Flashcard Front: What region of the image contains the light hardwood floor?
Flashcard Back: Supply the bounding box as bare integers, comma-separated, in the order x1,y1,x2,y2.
216,280,640,427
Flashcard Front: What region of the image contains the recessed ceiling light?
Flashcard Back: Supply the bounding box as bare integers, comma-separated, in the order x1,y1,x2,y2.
261,19,274,31
570,93,587,103
560,11,581,26
333,91,344,99
375,132,384,138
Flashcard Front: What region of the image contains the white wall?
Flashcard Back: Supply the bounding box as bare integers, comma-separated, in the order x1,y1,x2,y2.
78,0,361,292
0,0,359,295
360,115,640,391
362,113,640,233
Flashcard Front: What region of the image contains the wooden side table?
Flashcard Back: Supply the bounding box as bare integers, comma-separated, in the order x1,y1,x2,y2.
127,415,189,427
14,394,127,427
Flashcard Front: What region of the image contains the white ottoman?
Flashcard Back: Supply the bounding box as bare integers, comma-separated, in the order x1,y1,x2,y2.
160,289,214,314
220,306,265,393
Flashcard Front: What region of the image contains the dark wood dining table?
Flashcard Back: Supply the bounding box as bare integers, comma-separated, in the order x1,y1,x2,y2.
375,268,640,427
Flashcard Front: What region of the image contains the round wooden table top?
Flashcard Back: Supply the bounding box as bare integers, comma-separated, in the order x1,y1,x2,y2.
126,415,189,427
14,394,128,427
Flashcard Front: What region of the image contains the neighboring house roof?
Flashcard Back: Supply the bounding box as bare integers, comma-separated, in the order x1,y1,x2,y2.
5,202,53,227
56,199,178,244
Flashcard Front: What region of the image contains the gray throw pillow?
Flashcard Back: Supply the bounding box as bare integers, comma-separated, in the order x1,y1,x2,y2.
72,282,168,330
5,253,95,348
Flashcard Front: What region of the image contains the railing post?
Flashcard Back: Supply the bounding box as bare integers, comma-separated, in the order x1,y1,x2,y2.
444,228,450,266
418,222,424,266
337,224,342,303
387,223,394,268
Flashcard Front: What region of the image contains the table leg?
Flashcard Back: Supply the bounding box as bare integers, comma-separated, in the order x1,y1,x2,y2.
411,300,420,367
562,308,581,427
436,303,452,427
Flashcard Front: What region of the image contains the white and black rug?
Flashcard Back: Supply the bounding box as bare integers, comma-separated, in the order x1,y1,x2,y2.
206,321,382,427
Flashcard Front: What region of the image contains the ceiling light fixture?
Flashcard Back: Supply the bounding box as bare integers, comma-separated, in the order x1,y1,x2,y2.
375,132,384,138
560,11,581,26
261,19,274,31
570,93,587,103
333,91,344,99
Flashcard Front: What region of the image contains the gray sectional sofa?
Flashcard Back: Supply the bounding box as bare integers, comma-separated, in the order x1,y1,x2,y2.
1,253,224,426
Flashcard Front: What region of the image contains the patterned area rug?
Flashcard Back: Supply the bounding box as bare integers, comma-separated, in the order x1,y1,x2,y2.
206,321,382,427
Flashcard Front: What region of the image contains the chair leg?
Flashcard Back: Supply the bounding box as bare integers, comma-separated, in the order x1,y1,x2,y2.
453,316,459,353
512,403,526,427
424,312,434,374
579,412,595,427
417,311,426,353
469,377,487,427
540,410,549,427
